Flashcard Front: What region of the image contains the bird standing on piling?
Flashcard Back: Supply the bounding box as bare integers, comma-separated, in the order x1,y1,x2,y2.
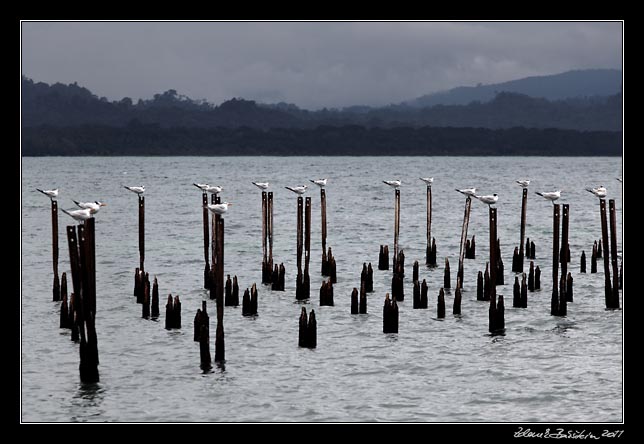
205,202,232,216
516,180,530,188
474,193,499,207
73,200,107,214
383,180,401,189
36,188,59,200
586,186,607,199
309,178,328,188
124,185,145,195
535,190,561,204
455,188,477,197
194,184,223,194
285,185,308,195
419,177,434,186
61,208,93,222
252,182,270,190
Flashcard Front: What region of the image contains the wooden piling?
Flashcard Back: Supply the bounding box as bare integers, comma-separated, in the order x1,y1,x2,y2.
69,292,79,341
469,235,476,259
391,270,404,301
268,192,274,280
242,288,251,315
444,258,451,289
142,275,150,318
517,188,528,272
299,307,308,346
597,239,603,259
328,247,337,283
608,200,620,309
535,266,541,290
599,199,613,308
580,251,586,273
60,271,68,309
453,278,462,315
134,267,140,297
420,279,428,309
619,260,622,290
366,263,373,293
320,188,328,274
465,239,471,260
379,244,390,270
561,204,570,307
394,189,400,263
477,270,484,301
528,261,535,292
359,280,367,314
271,265,279,291
550,204,561,316
214,319,225,362
51,200,60,301
484,263,491,301
351,288,359,314
261,191,268,283
413,260,419,284
76,219,99,383
232,275,239,306
530,241,536,260
512,246,520,274
307,309,317,348
203,192,210,289
425,184,437,267
458,196,472,287
138,195,145,272
520,273,528,308
60,291,69,328
513,276,521,308
525,237,531,258
413,280,421,309
66,227,82,341
591,243,598,273
437,288,445,319
199,323,212,370
295,197,305,300
279,263,286,291
566,272,573,302
304,197,312,297
320,279,334,306
225,274,233,306
383,293,398,333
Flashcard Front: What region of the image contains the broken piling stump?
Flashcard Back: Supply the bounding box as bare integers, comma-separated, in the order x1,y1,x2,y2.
351,288,359,314
437,288,445,319
383,293,399,333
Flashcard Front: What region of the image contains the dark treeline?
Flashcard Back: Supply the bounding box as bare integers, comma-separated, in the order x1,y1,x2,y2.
22,124,621,156
22,76,622,132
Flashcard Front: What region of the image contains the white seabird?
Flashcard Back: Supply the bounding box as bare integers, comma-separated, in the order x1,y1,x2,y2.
474,193,499,207
535,190,561,204
419,177,434,186
73,200,107,214
383,180,401,189
455,187,477,197
124,185,145,195
36,188,59,200
61,208,93,222
585,186,607,199
516,180,530,188
309,178,328,188
204,202,232,216
252,182,270,190
285,185,308,195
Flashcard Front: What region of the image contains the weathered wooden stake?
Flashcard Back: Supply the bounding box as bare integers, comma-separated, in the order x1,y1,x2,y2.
320,279,334,306
378,244,389,270
591,243,598,273
351,288,359,314
484,263,491,301
561,204,570,307
530,241,536,260
268,192,274,280
214,319,225,362
599,200,613,308
477,270,484,301
566,272,573,302
232,275,239,306
199,322,212,370
261,191,268,283
437,288,445,319
383,293,399,333
203,192,210,289
597,239,603,258
225,274,233,306
320,188,328,275
60,291,70,328
443,258,451,289
307,310,317,348
51,200,60,301
138,195,145,272
413,280,421,309
535,266,541,290
295,197,305,300
516,188,528,272
412,260,419,283
366,263,373,293
520,273,528,308
359,280,367,314
420,279,428,309
608,200,620,309
550,204,561,316
528,261,535,292
453,278,462,315
394,189,400,264
299,307,308,346
513,276,521,307
142,274,150,318
457,196,472,287
580,251,586,273
425,184,437,267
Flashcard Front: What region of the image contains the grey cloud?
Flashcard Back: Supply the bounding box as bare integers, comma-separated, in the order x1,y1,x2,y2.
21,21,622,109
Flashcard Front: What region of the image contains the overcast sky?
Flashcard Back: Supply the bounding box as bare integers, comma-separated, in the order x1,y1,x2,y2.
21,21,622,109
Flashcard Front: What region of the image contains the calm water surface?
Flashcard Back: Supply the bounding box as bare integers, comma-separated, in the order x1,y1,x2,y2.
21,156,623,422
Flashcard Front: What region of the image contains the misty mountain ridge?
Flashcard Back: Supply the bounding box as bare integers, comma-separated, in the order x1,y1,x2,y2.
404,69,622,108
21,68,622,131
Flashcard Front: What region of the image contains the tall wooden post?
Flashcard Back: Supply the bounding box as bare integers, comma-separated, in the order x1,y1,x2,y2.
262,191,267,280
599,199,612,308
550,204,561,316
425,185,436,267
517,188,528,272
138,195,144,272
608,200,620,309
394,189,400,263
320,188,327,274
561,204,570,304
52,200,60,301
202,192,210,289
458,196,472,289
